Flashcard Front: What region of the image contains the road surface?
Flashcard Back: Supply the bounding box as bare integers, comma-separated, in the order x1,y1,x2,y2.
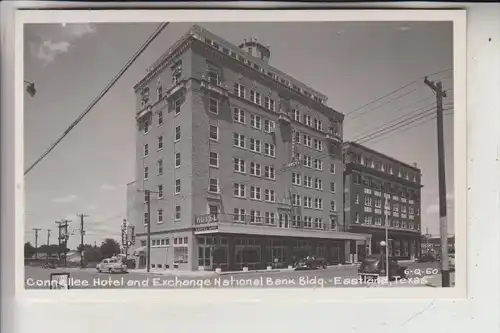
25,261,442,290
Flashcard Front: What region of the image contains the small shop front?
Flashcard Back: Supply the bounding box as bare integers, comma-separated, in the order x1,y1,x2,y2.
371,233,420,260
195,233,351,271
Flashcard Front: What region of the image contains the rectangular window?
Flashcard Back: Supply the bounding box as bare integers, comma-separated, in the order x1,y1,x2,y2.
233,108,245,124
209,125,219,141
264,166,276,180
293,109,300,121
264,97,275,111
264,143,275,157
314,139,323,151
314,178,323,190
330,201,336,211
303,155,312,168
355,194,359,204
207,70,219,85
314,198,323,210
330,182,336,193
157,209,164,223
292,194,301,206
175,152,181,168
330,163,336,174
233,133,245,148
250,162,261,177
209,96,218,114
250,210,262,223
250,186,261,200
144,167,149,180
144,212,149,225
250,138,261,153
303,197,312,208
250,90,261,105
234,83,245,98
158,110,163,125
144,118,150,134
157,136,163,150
365,196,372,206
264,119,275,133
364,215,372,225
209,152,219,167
175,206,181,220
233,208,245,222
264,189,276,202
174,95,182,115
303,134,312,147
175,179,181,194
157,159,163,175
158,185,163,199
209,178,219,193
303,175,312,188
175,126,181,141
292,172,301,186
265,212,276,224
303,115,311,126
234,183,246,197
375,198,382,208
250,114,262,130
314,159,323,171
144,144,149,157
233,157,246,173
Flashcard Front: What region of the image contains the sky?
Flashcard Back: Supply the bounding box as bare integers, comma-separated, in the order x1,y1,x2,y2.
23,21,454,249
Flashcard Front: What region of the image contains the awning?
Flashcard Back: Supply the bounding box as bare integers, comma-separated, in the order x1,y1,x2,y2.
131,246,146,256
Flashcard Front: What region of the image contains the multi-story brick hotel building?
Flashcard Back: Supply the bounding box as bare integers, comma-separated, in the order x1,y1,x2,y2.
343,142,423,260
128,25,371,271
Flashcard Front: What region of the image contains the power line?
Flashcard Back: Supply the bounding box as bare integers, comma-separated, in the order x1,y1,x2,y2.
344,69,451,117
24,22,169,176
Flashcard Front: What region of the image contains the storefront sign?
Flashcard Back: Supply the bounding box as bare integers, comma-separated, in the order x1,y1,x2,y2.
195,225,219,232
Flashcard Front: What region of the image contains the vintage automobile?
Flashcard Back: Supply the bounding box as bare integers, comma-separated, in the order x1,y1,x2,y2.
294,257,327,271
357,254,407,281
417,253,437,263
96,257,128,274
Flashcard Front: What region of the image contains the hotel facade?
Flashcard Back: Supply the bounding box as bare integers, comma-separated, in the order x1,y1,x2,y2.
128,25,371,271
343,142,423,260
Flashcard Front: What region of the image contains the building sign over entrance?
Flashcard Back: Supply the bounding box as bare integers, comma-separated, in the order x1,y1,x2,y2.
195,225,219,233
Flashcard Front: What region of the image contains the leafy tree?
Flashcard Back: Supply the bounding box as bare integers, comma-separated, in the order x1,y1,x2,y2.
24,242,36,258
100,238,121,259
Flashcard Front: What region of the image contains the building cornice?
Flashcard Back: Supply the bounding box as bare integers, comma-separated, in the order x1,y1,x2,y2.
345,163,423,190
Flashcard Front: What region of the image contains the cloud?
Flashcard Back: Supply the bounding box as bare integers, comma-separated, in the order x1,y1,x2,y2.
52,194,78,203
29,23,96,65
100,183,117,191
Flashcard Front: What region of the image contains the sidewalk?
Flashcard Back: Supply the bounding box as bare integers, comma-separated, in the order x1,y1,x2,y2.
129,262,363,277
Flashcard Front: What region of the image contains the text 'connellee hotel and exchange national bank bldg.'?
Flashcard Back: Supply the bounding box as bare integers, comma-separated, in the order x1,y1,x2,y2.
127,25,421,272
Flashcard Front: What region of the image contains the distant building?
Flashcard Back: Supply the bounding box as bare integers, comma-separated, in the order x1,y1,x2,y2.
421,235,455,255
128,25,371,271
343,142,423,260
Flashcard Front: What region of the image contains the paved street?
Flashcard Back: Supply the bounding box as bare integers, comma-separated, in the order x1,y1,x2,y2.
25,261,443,289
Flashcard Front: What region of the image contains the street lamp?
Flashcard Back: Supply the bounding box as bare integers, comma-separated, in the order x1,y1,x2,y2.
380,240,389,282
24,80,36,97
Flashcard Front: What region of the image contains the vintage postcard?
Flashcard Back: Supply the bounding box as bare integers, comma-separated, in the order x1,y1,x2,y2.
17,9,466,299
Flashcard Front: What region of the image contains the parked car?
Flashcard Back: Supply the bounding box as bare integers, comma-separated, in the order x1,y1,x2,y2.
96,258,128,273
417,254,437,263
357,254,407,281
294,257,327,270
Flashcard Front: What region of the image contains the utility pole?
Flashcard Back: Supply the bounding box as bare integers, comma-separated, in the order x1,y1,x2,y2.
424,76,450,287
32,228,41,259
56,220,71,267
46,229,52,261
55,221,63,259
78,214,88,268
145,190,151,273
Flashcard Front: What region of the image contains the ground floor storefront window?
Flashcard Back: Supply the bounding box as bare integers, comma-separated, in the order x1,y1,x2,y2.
197,236,228,270
236,238,261,269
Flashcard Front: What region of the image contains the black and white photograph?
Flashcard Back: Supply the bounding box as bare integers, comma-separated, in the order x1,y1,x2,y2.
19,10,466,295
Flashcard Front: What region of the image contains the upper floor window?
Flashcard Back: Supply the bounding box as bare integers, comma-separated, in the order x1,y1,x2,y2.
172,61,182,85
250,90,262,105
234,83,246,98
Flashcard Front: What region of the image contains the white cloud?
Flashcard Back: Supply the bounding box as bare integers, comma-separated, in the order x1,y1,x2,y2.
30,23,96,65
52,194,78,203
100,183,117,191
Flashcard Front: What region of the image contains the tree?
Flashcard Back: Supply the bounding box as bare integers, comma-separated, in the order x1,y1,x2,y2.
100,238,121,259
24,242,36,258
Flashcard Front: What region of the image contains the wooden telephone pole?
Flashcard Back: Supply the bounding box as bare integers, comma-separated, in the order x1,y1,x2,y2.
145,190,151,273
32,228,41,259
78,214,88,268
424,76,450,287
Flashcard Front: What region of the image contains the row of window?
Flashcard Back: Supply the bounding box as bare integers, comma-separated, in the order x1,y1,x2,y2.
150,236,189,247
144,206,182,224
292,172,336,192
233,183,277,200
352,173,420,199
232,133,276,157
350,154,419,184
233,108,276,133
231,209,334,229
200,35,325,104
143,152,182,179
361,195,417,214
140,61,183,107
234,83,276,112
292,130,324,151
353,214,419,230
